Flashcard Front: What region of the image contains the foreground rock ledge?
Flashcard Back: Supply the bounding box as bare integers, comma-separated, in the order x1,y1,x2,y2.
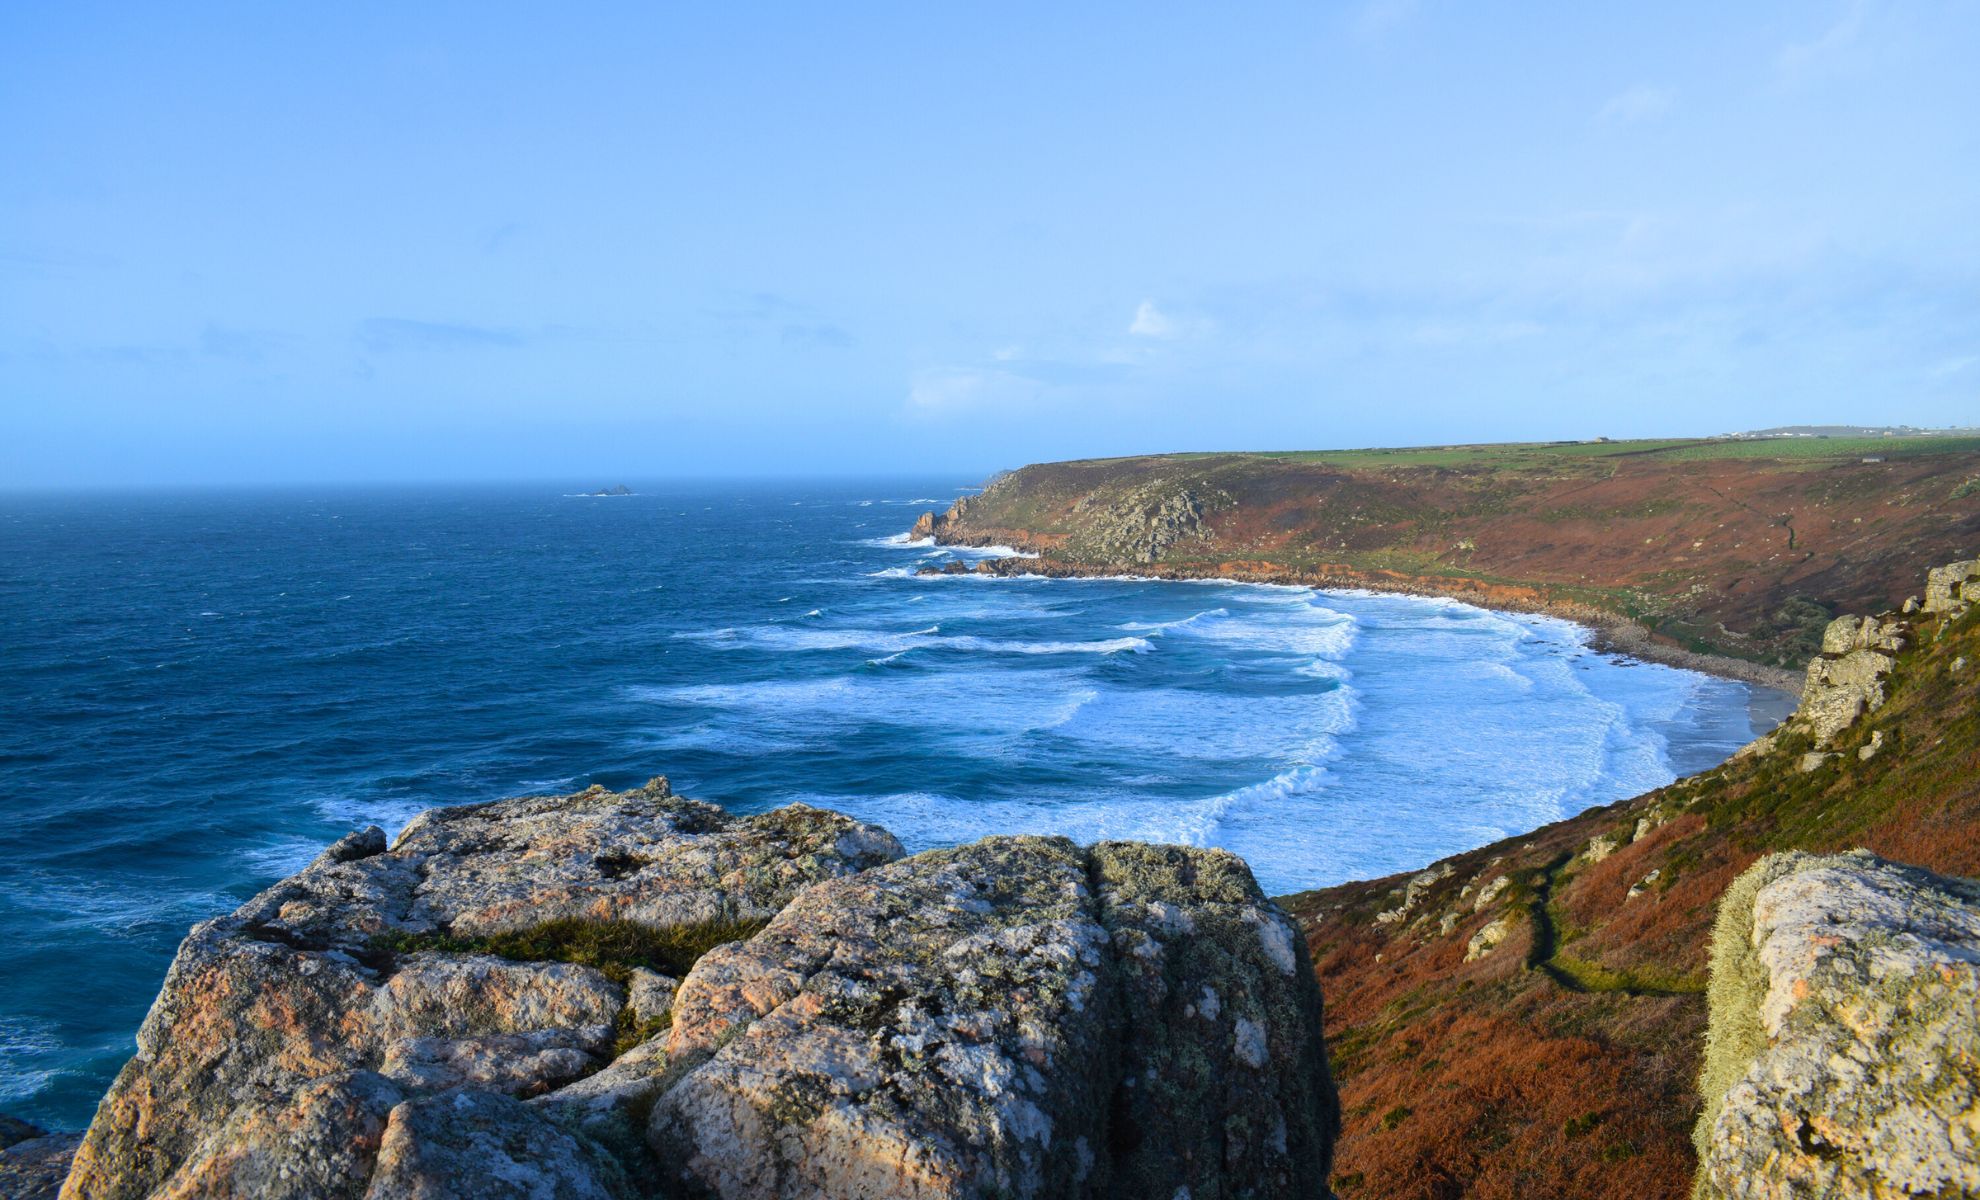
61,779,1338,1199
1693,851,1980,1200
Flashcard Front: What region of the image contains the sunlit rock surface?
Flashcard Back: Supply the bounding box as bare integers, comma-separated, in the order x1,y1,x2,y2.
1694,851,1980,1200
57,780,1336,1200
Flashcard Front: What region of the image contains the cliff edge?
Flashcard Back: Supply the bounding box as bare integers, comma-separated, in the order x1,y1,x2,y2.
54,781,1337,1199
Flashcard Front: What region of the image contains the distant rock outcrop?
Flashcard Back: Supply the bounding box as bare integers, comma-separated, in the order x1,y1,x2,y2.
1063,482,1231,565
910,494,975,543
1798,613,1911,745
1923,559,1980,615
1693,851,1980,1199
58,781,1337,1199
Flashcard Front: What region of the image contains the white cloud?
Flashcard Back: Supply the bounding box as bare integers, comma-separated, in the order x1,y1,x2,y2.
1597,85,1674,125
1129,300,1177,339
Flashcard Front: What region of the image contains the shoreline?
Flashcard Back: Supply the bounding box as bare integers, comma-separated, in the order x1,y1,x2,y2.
921,545,1807,696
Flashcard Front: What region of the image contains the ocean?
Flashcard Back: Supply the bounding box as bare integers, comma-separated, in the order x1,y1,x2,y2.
0,480,1766,1128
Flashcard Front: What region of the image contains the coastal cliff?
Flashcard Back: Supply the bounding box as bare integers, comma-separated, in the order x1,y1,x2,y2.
1280,560,1979,1198
50,783,1336,1199
912,438,1980,672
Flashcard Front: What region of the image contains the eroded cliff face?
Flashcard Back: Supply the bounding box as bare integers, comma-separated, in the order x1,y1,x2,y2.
1693,852,1980,1199
56,781,1337,1200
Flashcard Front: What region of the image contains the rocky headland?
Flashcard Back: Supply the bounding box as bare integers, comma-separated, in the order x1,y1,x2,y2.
910,439,1980,676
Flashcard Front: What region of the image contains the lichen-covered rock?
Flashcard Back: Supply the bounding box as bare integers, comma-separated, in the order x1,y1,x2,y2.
1790,563,1976,747
1472,874,1511,913
61,921,385,1200
380,1028,609,1096
1374,863,1452,925
651,836,1336,1199
61,779,903,1200
370,955,624,1043
1922,559,1980,615
1465,914,1516,962
1088,842,1336,1200
367,1090,633,1200
1799,642,1900,745
2,1119,78,1200
625,968,678,1026
651,837,1113,1198
394,785,905,935
1693,851,1980,1199
150,1071,404,1199
1820,613,1911,656
60,783,1333,1200
0,1130,81,1200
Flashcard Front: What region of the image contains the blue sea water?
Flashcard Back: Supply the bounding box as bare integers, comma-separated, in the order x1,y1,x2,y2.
0,480,1764,1127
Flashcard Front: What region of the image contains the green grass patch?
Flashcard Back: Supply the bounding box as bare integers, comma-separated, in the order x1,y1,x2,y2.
613,1006,673,1056
1084,434,1980,472
370,915,771,984
1548,953,1706,997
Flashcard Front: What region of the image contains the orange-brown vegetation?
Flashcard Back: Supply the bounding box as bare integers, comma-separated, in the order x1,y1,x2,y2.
939,439,1980,666
1281,601,1980,1199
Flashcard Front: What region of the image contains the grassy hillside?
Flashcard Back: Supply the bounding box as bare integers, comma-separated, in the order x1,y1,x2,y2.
1278,591,1979,1200
932,436,1980,667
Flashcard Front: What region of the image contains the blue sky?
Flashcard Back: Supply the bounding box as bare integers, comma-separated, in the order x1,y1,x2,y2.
3,1,1977,485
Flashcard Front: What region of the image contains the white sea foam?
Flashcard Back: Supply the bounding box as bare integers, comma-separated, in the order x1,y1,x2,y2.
309,793,433,843
772,788,1270,857
674,623,1149,657
0,1015,62,1102
943,544,1039,560
241,837,326,877
635,562,1753,895
938,634,1151,655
